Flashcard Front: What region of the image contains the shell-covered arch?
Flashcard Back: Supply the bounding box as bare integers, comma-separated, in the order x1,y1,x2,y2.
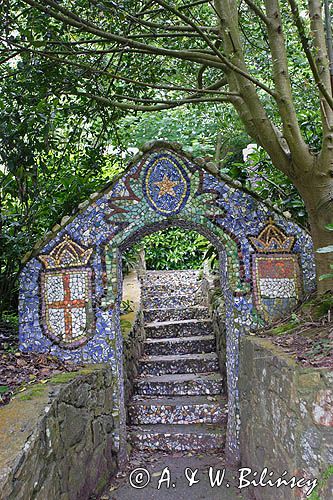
19,142,315,462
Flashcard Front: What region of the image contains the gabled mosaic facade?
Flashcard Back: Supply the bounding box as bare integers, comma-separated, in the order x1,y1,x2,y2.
19,142,315,463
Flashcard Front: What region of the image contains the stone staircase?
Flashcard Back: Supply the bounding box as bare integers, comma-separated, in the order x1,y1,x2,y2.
128,270,227,453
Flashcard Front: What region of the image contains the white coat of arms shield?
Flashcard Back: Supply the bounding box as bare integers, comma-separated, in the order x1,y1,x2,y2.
39,236,94,348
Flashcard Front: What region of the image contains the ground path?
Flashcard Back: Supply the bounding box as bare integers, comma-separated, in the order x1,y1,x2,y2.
102,450,248,499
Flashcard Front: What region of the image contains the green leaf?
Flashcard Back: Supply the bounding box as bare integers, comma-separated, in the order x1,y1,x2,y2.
319,273,333,281
31,40,45,48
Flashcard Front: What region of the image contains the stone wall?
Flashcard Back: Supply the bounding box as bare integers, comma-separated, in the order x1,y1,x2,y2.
211,295,227,381
123,311,145,406
0,366,118,500
239,336,333,500
121,271,145,407
202,269,227,382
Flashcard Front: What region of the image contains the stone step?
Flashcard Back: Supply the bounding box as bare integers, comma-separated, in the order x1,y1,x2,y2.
129,423,225,452
141,283,202,298
145,318,213,339
139,353,219,376
128,395,227,425
143,335,215,356
143,306,210,323
134,372,224,396
141,270,200,288
142,294,202,310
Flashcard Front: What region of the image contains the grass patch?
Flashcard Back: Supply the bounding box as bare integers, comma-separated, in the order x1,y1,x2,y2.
120,316,135,339
268,321,298,336
49,372,80,384
18,384,47,401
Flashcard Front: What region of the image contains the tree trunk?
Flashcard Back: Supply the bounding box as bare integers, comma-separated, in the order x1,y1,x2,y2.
215,132,223,166
308,217,333,293
296,173,333,293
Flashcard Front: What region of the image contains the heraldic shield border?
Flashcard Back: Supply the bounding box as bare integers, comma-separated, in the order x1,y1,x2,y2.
249,218,302,322
252,253,302,322
38,236,95,349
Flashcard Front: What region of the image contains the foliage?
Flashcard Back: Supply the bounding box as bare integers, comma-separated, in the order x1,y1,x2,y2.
0,60,126,314
120,319,133,337
122,227,220,272
120,299,134,314
1,312,19,330
122,247,139,275
140,227,215,271
118,105,248,159
195,236,219,270
241,147,308,226
1,0,333,312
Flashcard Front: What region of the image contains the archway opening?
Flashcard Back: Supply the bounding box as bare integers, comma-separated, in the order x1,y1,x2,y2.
123,226,218,273
119,222,232,457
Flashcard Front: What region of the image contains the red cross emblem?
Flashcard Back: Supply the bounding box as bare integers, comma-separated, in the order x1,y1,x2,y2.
41,268,94,348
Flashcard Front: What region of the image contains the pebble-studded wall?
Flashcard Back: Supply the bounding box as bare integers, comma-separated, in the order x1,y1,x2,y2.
19,141,316,463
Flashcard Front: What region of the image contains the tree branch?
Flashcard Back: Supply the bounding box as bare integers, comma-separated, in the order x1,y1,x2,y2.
112,93,238,104
91,0,218,34
213,0,292,175
287,0,333,110
0,50,22,66
21,0,276,96
154,0,277,97
264,0,313,171
308,0,333,168
132,0,210,17
243,0,270,26
2,39,231,98
71,91,234,111
22,0,225,69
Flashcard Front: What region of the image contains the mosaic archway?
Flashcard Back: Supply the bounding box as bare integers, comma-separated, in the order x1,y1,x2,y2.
19,142,316,463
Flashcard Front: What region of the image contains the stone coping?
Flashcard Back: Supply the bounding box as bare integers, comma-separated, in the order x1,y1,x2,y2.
0,365,106,487
242,335,333,380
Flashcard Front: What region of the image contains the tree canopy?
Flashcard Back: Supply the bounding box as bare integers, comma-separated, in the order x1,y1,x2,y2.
1,0,333,314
